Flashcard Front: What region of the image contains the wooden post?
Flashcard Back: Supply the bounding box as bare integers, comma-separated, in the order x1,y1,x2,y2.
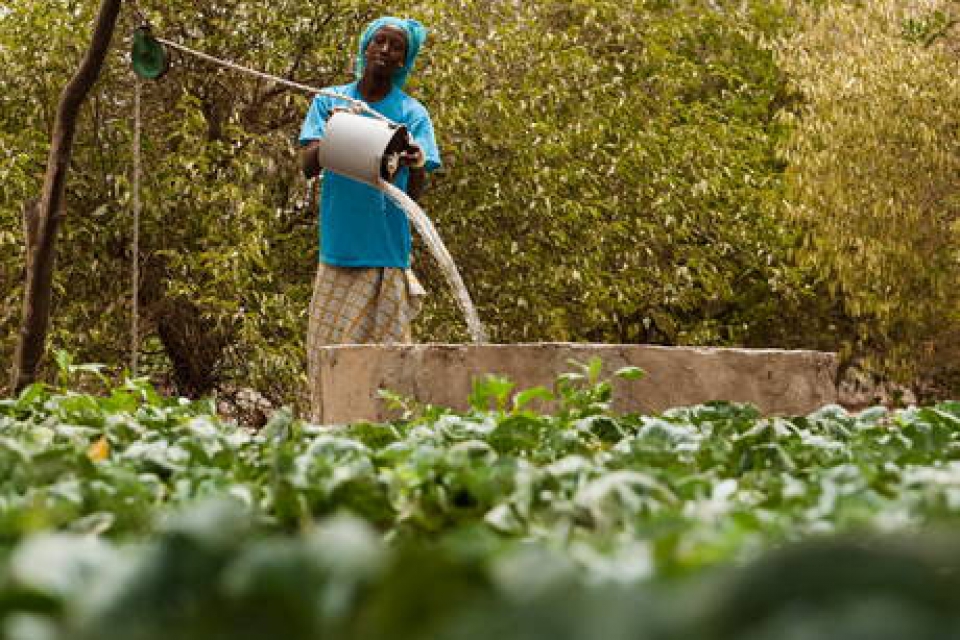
10,0,123,392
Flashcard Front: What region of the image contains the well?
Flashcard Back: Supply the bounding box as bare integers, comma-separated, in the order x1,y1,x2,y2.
312,343,838,424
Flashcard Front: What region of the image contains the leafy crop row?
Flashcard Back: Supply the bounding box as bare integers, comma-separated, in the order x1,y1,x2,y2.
1,362,959,638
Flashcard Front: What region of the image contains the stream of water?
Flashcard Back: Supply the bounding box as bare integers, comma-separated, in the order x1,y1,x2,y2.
378,179,488,343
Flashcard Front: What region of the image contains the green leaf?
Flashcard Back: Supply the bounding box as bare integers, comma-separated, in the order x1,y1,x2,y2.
512,386,555,413
614,366,646,381
468,375,515,413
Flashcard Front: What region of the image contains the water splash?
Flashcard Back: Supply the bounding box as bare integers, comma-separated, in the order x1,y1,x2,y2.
379,179,487,343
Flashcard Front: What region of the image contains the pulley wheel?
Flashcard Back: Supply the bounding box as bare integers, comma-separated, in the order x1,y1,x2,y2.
131,27,169,80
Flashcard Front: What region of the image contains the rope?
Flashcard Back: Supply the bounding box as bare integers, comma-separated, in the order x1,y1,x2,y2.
155,37,393,124
131,77,142,376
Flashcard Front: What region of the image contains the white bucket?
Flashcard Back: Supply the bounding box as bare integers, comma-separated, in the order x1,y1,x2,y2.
317,111,409,186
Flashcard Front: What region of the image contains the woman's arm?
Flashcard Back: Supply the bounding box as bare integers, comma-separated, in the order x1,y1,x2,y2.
400,143,427,201
406,166,426,201
300,140,322,179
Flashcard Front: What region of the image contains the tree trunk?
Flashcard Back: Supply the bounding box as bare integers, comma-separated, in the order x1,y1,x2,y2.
133,253,235,398
20,198,40,279
154,297,232,398
10,0,123,392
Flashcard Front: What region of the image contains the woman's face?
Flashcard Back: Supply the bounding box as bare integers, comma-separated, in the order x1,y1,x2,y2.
364,26,407,78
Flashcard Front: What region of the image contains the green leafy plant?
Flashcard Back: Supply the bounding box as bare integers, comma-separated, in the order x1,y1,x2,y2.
0,367,957,639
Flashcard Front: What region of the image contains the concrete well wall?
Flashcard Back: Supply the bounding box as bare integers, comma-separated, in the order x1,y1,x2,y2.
312,343,838,424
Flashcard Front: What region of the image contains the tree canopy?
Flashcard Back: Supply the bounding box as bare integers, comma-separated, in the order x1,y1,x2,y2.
0,0,957,404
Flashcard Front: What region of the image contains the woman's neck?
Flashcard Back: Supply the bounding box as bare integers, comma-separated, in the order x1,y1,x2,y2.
358,74,392,103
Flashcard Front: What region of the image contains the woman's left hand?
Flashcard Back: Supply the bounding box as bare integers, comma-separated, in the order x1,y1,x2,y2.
399,142,426,169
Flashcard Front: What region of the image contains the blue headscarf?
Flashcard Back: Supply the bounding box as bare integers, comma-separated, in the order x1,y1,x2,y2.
355,17,427,89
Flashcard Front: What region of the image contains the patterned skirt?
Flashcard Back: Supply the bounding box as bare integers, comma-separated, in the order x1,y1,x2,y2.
306,263,425,422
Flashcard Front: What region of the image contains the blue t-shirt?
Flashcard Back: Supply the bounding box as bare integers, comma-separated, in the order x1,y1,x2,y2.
299,82,441,268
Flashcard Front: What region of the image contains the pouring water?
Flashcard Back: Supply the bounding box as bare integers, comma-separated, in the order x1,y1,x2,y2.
378,180,488,343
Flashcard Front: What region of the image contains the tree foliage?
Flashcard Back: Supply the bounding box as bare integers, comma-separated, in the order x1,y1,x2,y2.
777,0,960,392
1,0,376,401
0,0,955,402
411,0,810,348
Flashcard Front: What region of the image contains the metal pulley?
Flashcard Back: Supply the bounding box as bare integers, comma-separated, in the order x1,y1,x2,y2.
131,27,169,80
317,111,410,186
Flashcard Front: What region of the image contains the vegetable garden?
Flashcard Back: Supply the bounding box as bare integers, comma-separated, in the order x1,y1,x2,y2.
1,0,958,637
1,362,960,639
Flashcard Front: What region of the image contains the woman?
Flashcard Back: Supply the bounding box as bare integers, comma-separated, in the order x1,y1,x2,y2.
299,17,441,420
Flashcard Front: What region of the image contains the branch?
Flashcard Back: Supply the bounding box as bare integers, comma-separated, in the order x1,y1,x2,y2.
10,0,123,391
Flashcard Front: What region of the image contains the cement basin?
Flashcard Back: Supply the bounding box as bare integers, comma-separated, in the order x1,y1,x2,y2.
310,343,838,425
